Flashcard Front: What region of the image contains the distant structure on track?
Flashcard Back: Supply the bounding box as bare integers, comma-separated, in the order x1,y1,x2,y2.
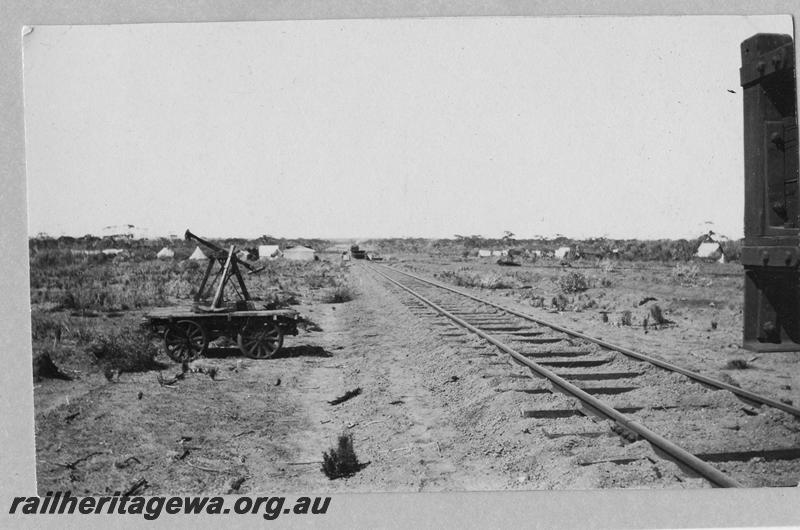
350,244,367,260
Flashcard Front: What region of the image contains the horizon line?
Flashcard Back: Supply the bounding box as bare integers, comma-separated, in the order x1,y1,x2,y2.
27,231,732,242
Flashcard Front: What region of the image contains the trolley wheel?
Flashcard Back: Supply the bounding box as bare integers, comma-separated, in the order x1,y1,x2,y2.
237,322,284,359
163,320,208,362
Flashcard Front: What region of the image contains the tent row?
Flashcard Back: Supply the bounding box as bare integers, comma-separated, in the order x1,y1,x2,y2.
477,249,509,258
156,245,317,261
475,233,730,262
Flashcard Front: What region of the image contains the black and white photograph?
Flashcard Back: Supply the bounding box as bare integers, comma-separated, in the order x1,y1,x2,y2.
6,5,800,527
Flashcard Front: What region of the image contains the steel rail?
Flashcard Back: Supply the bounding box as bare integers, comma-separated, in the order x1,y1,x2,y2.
368,264,742,488
379,264,800,419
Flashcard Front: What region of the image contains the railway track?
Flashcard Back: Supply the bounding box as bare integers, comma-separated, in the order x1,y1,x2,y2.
364,263,800,488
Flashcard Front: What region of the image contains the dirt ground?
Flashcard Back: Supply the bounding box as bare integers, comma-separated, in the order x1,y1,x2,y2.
32,256,800,493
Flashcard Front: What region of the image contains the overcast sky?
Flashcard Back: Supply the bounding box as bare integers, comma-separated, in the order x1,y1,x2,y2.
23,15,794,240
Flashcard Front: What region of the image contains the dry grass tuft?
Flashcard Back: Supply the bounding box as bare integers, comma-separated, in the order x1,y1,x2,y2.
321,434,363,479
725,359,749,370
320,285,356,304
558,271,589,293
435,269,519,289
671,262,701,286
648,304,669,326
89,328,164,373
551,294,569,311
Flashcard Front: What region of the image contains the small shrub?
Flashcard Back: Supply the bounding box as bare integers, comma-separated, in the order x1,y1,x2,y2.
434,269,518,289
649,304,669,325
551,294,569,311
321,434,363,479
477,272,516,289
530,297,545,307
672,262,700,285
57,290,81,311
598,259,616,274
89,328,162,373
320,285,355,304
720,240,742,262
30,312,67,342
31,312,99,344
184,260,201,272
558,272,589,294
725,359,749,370
619,310,633,326
519,291,545,308
574,294,597,311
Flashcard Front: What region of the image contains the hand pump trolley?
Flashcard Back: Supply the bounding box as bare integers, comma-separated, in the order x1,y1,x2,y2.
144,230,300,362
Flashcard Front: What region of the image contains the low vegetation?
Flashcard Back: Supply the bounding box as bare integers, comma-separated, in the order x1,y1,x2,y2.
551,294,569,311
434,269,520,289
30,247,353,312
319,285,356,304
31,311,97,343
726,359,750,370
88,328,163,373
648,304,670,326
558,271,589,293
321,434,364,479
671,262,701,286
28,242,356,381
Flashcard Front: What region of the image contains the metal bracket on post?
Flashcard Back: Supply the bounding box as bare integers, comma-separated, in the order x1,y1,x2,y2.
741,33,800,351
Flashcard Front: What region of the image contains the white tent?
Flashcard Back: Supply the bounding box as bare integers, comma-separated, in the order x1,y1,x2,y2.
554,246,571,259
478,249,492,258
188,246,208,260
284,245,316,261
156,247,175,259
696,241,725,262
258,245,281,260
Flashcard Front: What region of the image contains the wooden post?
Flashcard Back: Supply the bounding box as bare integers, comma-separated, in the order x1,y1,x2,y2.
740,33,800,351
195,258,217,303
211,246,235,309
